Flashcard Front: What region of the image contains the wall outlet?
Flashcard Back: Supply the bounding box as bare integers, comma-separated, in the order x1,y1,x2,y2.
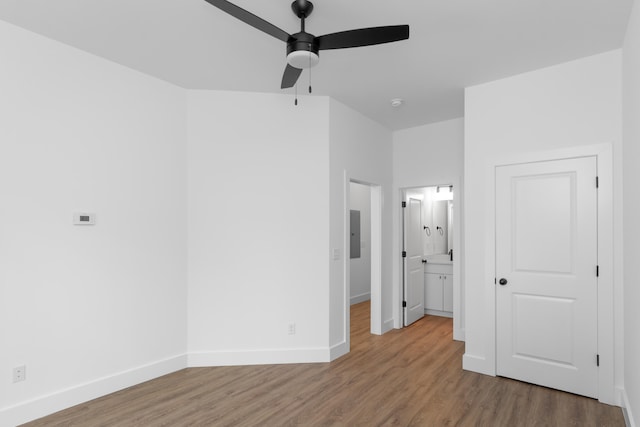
13,365,26,383
288,323,296,335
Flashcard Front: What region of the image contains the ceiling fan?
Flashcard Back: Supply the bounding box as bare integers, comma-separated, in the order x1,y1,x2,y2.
203,0,410,89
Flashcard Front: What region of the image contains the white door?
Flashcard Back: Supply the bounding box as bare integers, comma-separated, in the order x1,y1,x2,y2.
404,197,425,326
496,157,598,398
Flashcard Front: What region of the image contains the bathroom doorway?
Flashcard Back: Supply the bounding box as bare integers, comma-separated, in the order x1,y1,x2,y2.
402,184,461,338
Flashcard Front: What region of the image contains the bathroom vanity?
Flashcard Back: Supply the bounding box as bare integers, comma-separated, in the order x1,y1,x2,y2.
424,254,453,317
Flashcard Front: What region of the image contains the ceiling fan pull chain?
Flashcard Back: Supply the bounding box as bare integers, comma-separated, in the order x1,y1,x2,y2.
295,83,298,106
308,56,312,94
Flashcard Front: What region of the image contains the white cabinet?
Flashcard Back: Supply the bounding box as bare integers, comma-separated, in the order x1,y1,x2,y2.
425,273,444,311
443,274,453,312
424,262,453,316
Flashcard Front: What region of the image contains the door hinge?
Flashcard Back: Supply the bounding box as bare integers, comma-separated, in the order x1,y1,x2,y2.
402,251,407,258
402,201,406,208
597,354,600,366
596,176,599,188
597,265,600,277
402,301,407,308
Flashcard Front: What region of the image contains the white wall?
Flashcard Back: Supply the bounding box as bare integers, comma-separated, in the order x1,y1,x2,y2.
329,99,393,356
464,50,623,404
0,20,188,425
0,20,392,422
349,182,371,305
392,118,464,337
187,91,331,365
393,119,464,186
623,0,640,423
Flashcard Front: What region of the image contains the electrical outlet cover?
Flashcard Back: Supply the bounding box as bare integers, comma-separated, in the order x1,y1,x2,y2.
13,365,26,383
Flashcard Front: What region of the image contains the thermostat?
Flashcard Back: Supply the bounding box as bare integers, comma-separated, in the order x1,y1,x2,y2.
73,213,96,225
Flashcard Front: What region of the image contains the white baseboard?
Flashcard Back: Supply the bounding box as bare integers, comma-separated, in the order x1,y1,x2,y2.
188,347,331,367
382,319,394,334
0,354,187,427
462,353,495,376
425,309,453,318
453,327,465,342
329,341,349,361
350,293,371,305
622,388,637,427
2,347,336,426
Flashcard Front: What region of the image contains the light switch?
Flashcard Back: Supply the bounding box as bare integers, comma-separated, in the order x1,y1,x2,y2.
332,248,340,260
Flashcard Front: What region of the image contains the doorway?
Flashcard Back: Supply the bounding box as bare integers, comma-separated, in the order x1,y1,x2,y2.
347,180,382,344
401,185,458,334
349,182,372,307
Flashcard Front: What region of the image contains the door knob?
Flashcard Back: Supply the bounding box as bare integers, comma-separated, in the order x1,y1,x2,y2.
499,278,508,286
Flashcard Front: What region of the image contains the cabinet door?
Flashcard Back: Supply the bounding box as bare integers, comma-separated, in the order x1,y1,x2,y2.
425,273,443,311
443,274,454,312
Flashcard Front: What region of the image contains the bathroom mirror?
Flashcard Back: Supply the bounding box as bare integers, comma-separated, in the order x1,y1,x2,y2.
431,200,453,255
404,185,453,257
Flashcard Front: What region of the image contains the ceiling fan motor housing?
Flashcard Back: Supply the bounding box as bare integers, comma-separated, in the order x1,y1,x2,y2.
287,32,320,68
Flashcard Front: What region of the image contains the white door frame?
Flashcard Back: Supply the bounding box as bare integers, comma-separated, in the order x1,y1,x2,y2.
398,179,463,340
345,177,383,345
482,143,616,404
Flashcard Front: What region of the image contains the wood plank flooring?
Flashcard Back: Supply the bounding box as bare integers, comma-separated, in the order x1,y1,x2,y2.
23,302,624,426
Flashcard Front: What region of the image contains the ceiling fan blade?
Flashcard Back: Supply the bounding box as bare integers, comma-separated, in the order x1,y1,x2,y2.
317,25,409,50
203,0,290,42
281,64,303,89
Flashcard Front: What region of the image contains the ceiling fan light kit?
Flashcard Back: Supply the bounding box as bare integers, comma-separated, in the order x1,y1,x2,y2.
204,0,409,89
287,50,319,69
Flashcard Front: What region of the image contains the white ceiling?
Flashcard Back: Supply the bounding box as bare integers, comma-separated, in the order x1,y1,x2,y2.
0,0,633,130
